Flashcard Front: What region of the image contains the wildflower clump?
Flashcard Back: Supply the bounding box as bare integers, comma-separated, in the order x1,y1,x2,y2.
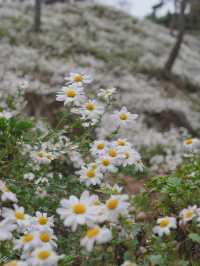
0,69,200,266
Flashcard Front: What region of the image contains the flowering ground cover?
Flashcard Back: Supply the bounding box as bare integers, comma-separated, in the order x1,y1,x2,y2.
0,70,200,266
1,0,200,174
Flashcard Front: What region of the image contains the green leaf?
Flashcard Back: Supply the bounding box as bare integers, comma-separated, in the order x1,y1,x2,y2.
189,233,200,243
149,254,164,265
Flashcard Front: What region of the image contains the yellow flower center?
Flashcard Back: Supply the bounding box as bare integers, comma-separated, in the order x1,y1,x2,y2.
119,113,128,120
2,186,10,192
102,159,110,166
23,233,34,243
124,152,130,159
86,103,96,111
59,154,65,161
37,151,45,158
159,218,170,228
86,169,96,178
38,250,51,260
38,216,48,225
106,198,119,210
86,227,100,238
47,154,53,160
15,211,25,220
184,210,194,219
40,232,50,243
66,89,77,98
73,74,83,83
185,138,193,145
109,148,117,158
97,143,105,150
73,203,87,214
117,139,126,146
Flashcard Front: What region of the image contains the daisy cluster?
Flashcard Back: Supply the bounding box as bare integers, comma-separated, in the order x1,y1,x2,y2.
77,138,142,187
23,134,84,167
1,179,200,265
149,134,200,173
0,181,63,266
56,69,138,129
0,69,200,265
56,70,101,127
0,69,142,262
56,70,142,188
153,205,200,237
22,135,84,190
27,136,73,166
57,190,130,251
54,70,141,252
1,0,200,175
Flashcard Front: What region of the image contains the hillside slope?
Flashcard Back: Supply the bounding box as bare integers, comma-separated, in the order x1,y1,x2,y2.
0,0,200,171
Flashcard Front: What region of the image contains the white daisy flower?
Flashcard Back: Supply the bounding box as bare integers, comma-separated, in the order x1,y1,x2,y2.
134,160,144,172
90,140,108,156
153,216,177,236
45,152,54,163
36,228,57,248
183,138,200,150
78,100,104,126
23,172,35,181
35,187,48,198
78,164,103,187
1,189,18,202
97,87,116,100
69,151,84,169
2,205,30,231
27,246,63,266
0,219,16,241
14,231,38,252
64,70,92,86
56,85,85,106
105,195,130,222
179,205,197,225
101,183,123,194
33,212,54,230
85,195,107,224
19,80,29,90
112,107,138,128
35,177,49,186
120,147,141,167
115,138,131,149
0,110,13,119
57,191,98,231
111,184,123,194
106,143,125,165
80,226,112,252
0,181,17,202
97,156,117,173
93,204,108,224
32,151,54,165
